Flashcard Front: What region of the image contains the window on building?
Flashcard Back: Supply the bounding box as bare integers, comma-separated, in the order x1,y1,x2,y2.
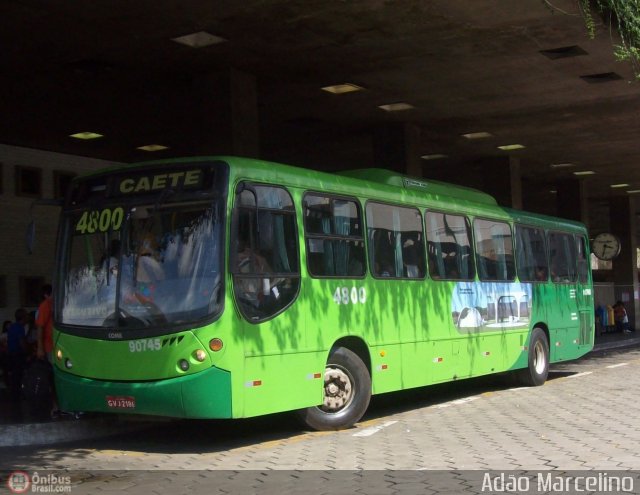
515,225,548,282
15,165,42,198
231,183,300,322
549,232,577,283
19,276,45,308
303,194,365,277
366,202,425,279
54,170,76,200
474,218,515,281
425,211,473,280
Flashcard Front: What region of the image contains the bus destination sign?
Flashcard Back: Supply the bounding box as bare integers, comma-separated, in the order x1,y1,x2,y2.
117,169,203,195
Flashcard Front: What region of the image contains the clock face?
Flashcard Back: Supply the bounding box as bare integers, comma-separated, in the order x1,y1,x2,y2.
591,233,621,261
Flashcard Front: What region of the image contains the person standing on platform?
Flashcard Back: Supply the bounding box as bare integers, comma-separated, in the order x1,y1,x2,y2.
613,301,632,334
35,283,59,416
6,308,28,400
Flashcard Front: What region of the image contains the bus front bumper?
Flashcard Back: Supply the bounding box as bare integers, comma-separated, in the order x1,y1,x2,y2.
55,366,232,419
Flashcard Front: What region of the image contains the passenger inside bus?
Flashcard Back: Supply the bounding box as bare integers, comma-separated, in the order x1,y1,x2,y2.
235,238,276,309
535,266,548,281
402,239,421,278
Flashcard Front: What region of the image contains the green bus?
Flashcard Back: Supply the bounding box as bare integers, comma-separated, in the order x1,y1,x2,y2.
53,156,594,430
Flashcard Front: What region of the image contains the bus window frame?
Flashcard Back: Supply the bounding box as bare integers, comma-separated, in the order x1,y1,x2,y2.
575,233,591,284
302,191,367,280
229,180,302,324
547,229,579,284
472,216,516,283
424,208,475,282
514,223,550,284
364,199,427,281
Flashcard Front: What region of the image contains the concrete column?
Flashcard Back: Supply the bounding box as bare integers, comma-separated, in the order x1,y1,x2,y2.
508,157,523,210
609,195,639,329
422,155,522,208
474,156,523,209
195,69,259,157
373,123,422,177
556,179,589,227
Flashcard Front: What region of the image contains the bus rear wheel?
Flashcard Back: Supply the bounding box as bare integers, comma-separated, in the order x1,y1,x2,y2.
517,327,549,386
297,347,371,431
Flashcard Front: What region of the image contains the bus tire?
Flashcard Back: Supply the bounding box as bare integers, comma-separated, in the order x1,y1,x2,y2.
296,347,371,431
517,328,549,386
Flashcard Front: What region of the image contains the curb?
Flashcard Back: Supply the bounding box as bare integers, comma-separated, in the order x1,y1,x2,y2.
0,415,159,447
592,337,640,353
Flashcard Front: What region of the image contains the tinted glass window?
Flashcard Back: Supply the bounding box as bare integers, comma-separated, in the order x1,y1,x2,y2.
366,202,425,279
425,211,474,280
303,194,365,277
576,235,590,284
549,232,577,283
515,226,548,282
474,219,515,281
232,183,299,322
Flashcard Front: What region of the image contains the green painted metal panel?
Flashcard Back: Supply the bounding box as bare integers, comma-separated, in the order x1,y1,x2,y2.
55,364,232,418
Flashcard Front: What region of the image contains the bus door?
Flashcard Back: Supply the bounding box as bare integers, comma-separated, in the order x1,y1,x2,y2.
230,182,311,415
575,235,594,347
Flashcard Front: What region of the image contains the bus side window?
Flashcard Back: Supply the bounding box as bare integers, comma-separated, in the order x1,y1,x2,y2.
425,211,474,280
366,202,425,279
576,235,590,284
303,194,365,278
548,231,577,283
473,218,515,282
231,183,300,322
515,225,548,282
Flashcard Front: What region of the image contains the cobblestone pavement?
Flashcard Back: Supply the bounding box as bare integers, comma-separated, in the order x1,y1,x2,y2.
1,346,640,493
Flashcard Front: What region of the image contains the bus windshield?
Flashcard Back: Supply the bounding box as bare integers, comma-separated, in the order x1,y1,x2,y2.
59,200,224,331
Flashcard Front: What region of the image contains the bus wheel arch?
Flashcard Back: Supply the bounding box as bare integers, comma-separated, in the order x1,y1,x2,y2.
296,338,372,431
517,325,550,387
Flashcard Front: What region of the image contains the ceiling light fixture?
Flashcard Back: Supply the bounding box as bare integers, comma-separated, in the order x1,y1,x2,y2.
550,163,575,169
462,132,493,139
69,132,103,140
610,183,630,188
137,144,169,152
573,171,596,176
171,31,226,48
378,102,414,112
626,190,640,194
580,72,622,83
497,144,525,151
321,83,364,94
421,153,448,160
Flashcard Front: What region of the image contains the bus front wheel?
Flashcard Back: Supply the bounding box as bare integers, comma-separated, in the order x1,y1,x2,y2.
297,347,371,431
517,327,549,386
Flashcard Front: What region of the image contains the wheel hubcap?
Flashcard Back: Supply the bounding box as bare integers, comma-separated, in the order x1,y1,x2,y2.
322,366,353,412
533,340,546,375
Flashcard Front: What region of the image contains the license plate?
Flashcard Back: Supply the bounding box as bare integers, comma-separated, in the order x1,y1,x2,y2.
106,395,136,409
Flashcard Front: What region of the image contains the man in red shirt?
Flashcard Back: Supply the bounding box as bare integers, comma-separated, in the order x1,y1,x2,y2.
36,284,53,360
36,283,58,416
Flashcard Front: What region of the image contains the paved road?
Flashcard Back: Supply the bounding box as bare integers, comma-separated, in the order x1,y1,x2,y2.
2,346,640,493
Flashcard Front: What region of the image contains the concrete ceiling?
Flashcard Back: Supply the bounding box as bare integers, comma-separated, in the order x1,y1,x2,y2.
2,0,639,226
